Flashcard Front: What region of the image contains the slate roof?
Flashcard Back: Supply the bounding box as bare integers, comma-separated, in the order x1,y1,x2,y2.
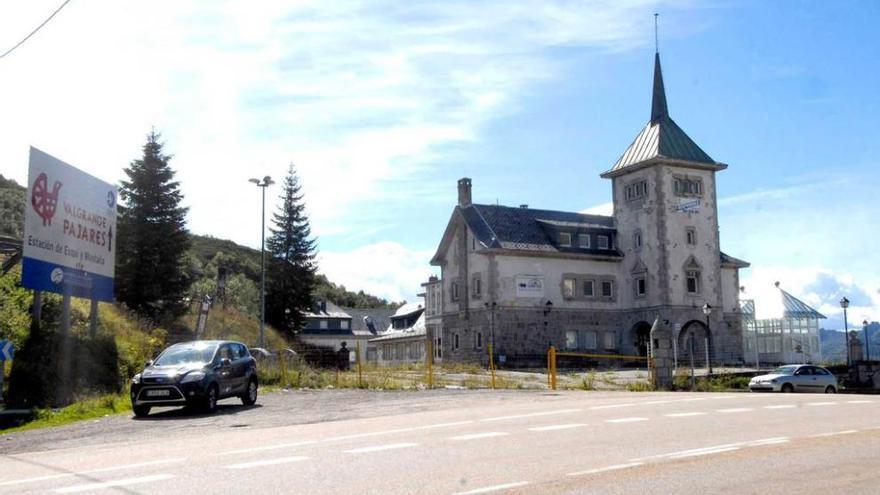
720,251,750,268
602,53,724,178
304,301,351,319
454,203,620,256
370,313,427,343
342,307,396,335
741,288,826,320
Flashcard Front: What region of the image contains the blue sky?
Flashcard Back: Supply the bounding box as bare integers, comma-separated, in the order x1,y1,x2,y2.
1,1,878,327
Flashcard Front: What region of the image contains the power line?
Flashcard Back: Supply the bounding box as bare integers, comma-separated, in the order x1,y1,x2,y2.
0,0,73,60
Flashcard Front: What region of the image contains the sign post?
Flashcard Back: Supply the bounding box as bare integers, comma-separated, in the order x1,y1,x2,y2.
21,148,117,403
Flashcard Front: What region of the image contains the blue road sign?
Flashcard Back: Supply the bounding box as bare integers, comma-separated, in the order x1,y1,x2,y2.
0,340,13,361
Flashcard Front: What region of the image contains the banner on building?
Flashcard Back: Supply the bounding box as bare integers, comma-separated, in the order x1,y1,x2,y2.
675,198,700,213
21,147,117,301
515,275,544,297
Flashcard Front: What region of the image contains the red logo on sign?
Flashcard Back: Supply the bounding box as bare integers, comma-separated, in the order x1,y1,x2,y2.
31,172,63,226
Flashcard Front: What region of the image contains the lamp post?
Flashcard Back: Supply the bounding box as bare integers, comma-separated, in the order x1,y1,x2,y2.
249,176,274,349
484,301,497,352
864,319,871,363
543,300,553,346
840,297,850,368
702,303,713,374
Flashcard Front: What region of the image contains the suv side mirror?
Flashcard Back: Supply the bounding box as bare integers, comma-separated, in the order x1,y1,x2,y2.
145,360,153,368
220,357,232,368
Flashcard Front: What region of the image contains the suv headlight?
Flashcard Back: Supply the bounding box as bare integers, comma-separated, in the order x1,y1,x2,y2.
131,373,142,384
181,371,206,384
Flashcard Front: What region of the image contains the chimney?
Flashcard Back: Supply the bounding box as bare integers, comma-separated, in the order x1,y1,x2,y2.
519,204,529,209
457,177,472,206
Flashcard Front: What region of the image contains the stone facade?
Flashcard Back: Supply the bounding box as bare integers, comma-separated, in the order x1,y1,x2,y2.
425,52,750,375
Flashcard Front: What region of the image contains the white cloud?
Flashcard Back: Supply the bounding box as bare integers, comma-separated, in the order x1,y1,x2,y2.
740,266,880,328
580,202,614,216
317,241,435,303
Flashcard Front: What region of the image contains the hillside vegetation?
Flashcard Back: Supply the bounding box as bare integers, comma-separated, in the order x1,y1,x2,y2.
0,174,25,239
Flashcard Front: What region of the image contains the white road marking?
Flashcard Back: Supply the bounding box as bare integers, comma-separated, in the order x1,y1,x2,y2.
669,446,739,459
807,402,838,407
746,437,790,446
214,441,316,456
54,474,174,494
225,456,309,469
664,412,706,418
812,430,858,438
528,423,587,432
567,462,644,477
590,403,638,410
451,432,509,441
605,417,649,423
630,443,744,462
717,408,753,413
480,409,581,422
453,481,530,494
846,400,873,404
344,442,418,454
763,405,796,410
323,421,473,442
0,459,186,487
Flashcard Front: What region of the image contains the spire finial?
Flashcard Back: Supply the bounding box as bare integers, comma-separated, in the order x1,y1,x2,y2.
654,13,659,54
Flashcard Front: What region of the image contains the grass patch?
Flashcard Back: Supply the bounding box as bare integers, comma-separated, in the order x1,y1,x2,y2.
3,393,131,434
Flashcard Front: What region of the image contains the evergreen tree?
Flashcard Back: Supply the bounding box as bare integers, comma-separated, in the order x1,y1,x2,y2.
115,131,191,322
265,164,316,336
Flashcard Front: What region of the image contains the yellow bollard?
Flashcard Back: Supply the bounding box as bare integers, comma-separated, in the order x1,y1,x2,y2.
550,346,557,390
426,340,434,389
488,342,496,389
357,341,363,388
547,347,552,388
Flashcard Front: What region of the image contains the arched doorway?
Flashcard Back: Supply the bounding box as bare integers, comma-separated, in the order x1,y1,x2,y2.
630,321,652,357
677,320,712,368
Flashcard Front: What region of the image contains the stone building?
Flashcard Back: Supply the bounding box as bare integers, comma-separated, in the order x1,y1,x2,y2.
426,52,749,367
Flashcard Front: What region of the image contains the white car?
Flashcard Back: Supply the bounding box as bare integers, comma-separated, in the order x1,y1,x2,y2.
749,364,838,393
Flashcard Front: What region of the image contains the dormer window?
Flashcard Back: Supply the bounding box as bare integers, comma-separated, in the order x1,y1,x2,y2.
578,234,590,248
559,232,572,247
597,235,609,250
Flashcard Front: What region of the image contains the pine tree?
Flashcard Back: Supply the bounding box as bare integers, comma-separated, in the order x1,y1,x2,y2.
265,164,317,336
115,131,191,322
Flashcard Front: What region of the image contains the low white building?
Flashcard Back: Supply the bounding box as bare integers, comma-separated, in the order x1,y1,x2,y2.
370,302,427,365
740,284,825,367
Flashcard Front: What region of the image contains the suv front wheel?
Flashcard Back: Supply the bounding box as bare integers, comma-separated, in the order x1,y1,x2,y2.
203,384,219,414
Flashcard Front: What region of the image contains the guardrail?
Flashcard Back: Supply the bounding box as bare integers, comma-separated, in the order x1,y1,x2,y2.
547,346,651,390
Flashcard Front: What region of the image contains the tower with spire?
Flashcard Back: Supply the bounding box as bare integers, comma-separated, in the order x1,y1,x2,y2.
601,45,747,360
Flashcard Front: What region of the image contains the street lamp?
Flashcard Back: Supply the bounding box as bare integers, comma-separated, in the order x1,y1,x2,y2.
702,303,713,374
840,297,850,368
864,319,871,363
249,176,275,349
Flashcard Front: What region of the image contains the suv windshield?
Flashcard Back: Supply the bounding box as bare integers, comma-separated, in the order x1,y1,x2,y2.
771,365,798,375
154,344,218,366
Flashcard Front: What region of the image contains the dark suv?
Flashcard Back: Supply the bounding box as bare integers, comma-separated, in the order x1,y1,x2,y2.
130,340,258,417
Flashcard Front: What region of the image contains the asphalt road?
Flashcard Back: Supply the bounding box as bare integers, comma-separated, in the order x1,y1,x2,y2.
1,389,878,494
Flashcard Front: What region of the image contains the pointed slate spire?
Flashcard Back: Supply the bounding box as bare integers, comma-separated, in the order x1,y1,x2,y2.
650,52,668,123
